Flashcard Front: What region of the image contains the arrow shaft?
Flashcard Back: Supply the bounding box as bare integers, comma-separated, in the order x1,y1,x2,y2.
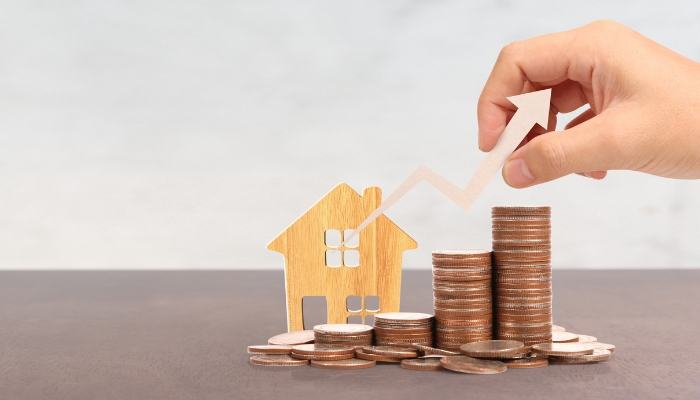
337,91,548,250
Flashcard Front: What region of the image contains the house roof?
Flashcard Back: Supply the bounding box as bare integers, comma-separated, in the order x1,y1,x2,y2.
267,183,416,253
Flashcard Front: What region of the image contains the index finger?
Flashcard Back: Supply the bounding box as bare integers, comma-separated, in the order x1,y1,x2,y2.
477,25,596,151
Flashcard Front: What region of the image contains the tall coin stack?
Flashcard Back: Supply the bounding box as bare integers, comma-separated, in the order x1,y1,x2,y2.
373,312,434,347
432,250,493,352
491,206,552,347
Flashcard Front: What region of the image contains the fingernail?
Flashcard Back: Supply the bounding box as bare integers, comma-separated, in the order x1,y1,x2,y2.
582,172,595,179
504,158,534,187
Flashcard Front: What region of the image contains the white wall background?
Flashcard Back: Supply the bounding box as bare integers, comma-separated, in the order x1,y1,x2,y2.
0,0,699,270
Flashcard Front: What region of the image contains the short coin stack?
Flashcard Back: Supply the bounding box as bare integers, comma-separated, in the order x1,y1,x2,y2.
313,324,373,348
432,249,493,351
491,206,552,347
373,312,434,347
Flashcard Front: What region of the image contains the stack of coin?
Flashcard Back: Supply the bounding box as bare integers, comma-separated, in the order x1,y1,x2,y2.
313,324,373,348
432,249,493,351
492,206,552,347
372,312,434,346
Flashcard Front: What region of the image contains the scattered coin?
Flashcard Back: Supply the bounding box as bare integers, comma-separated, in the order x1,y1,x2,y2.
310,359,376,369
268,330,315,346
576,334,598,343
440,356,507,374
354,348,404,362
530,343,595,356
552,325,566,332
407,343,460,356
587,342,616,353
363,346,418,358
503,357,549,368
552,331,579,343
401,358,446,371
459,340,525,358
548,349,612,364
247,345,293,354
250,354,309,366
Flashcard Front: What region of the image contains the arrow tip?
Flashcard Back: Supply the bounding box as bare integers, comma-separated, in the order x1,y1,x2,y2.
506,88,552,129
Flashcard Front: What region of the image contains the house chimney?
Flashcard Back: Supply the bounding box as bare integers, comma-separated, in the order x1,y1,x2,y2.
363,186,382,209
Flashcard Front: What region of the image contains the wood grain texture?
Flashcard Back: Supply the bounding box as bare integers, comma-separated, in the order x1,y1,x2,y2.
1,271,700,400
267,183,417,331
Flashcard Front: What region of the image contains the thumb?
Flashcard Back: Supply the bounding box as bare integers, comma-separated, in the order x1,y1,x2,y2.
502,112,629,188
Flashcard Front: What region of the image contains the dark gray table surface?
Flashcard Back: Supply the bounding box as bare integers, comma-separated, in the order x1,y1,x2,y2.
1,270,699,400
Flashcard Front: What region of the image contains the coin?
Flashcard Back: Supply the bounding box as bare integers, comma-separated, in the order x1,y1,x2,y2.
268,330,315,346
407,344,460,356
459,340,525,358
503,357,549,368
374,326,433,334
354,348,404,362
290,352,355,361
374,312,434,323
313,324,373,336
310,359,376,369
250,354,309,366
576,334,598,343
530,343,595,356
291,344,355,355
551,332,579,343
548,349,612,364
247,345,293,354
401,358,445,371
363,346,418,358
440,356,507,374
588,342,615,353
551,325,566,332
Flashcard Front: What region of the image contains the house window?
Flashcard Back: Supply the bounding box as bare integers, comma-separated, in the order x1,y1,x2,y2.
324,229,360,268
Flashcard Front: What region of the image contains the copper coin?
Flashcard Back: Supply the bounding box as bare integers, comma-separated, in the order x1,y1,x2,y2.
363,346,419,358
530,343,595,356
432,249,491,257
440,356,507,374
551,325,566,332
400,358,445,371
291,344,355,355
354,348,404,362
374,312,434,323
551,332,579,343
375,338,433,345
588,342,615,353
459,340,525,358
549,349,612,364
310,358,376,369
250,354,309,366
316,335,374,342
247,345,293,354
575,334,598,343
313,324,373,336
290,352,355,361
374,326,433,335
407,343,460,356
430,274,492,282
504,357,549,368
268,330,315,346
314,339,373,346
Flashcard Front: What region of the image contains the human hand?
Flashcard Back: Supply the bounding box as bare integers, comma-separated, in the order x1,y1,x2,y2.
477,20,700,188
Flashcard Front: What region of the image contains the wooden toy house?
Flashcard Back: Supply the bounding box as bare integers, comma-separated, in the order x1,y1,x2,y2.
268,183,417,332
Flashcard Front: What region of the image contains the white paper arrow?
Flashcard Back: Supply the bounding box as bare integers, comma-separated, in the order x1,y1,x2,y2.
337,88,551,250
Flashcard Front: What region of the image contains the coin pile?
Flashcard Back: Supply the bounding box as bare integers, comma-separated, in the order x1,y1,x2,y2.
373,312,434,347
432,249,493,351
492,206,552,347
313,324,373,348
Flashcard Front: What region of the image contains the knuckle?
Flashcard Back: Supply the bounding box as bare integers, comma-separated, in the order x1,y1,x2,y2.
499,41,523,59
534,139,569,176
